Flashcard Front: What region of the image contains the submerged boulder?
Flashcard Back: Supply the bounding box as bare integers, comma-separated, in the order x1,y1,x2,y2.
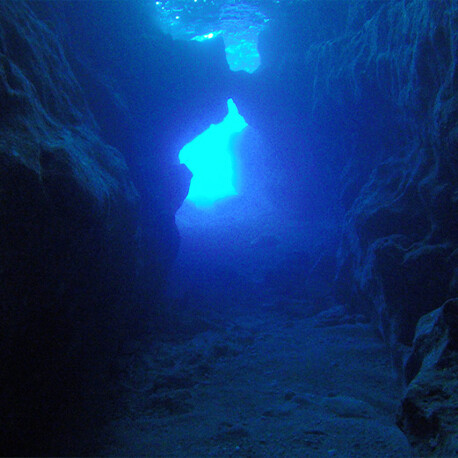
398,299,458,457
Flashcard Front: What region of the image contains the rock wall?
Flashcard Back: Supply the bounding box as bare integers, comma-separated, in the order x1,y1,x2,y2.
235,0,457,354
32,0,232,296
233,0,457,452
233,0,409,218
333,0,457,349
398,299,458,456
0,1,231,454
0,2,140,453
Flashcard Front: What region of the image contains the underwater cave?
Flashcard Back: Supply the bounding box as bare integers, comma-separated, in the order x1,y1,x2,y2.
0,0,457,456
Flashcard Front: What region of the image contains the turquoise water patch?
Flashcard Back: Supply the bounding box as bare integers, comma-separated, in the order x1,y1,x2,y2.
179,98,247,206
223,33,260,72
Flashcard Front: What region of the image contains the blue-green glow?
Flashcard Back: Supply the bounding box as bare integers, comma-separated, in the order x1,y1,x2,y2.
191,31,223,42
179,98,247,207
191,31,260,72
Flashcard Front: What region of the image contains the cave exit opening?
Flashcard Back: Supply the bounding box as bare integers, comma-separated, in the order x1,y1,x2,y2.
179,98,247,207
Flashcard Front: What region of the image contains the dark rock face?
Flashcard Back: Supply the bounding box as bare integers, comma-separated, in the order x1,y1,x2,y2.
333,0,457,349
31,0,231,293
0,1,230,454
397,299,458,456
0,2,141,454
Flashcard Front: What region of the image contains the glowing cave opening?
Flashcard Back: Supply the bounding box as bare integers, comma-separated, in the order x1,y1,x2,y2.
179,98,247,207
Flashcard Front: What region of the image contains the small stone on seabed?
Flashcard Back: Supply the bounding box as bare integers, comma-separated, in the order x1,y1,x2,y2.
284,390,296,401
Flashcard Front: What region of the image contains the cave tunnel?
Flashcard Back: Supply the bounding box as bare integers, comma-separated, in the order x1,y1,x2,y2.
1,0,457,456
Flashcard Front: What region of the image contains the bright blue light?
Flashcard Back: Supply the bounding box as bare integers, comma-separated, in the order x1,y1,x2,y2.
224,36,260,73
179,98,247,207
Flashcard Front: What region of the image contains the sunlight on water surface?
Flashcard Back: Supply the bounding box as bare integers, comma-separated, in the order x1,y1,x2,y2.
154,0,266,72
